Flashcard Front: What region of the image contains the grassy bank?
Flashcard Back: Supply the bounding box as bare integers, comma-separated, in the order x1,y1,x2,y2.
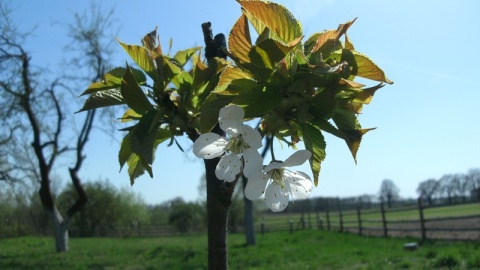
2,230,480,269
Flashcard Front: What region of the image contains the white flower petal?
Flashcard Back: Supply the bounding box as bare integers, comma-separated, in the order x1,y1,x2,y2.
242,148,263,178
282,150,312,168
244,171,269,200
264,161,284,172
265,183,289,212
219,105,244,137
284,170,313,200
215,153,242,182
193,133,227,159
239,125,262,149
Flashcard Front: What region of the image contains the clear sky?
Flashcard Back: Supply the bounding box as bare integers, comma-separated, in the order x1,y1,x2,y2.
11,0,480,205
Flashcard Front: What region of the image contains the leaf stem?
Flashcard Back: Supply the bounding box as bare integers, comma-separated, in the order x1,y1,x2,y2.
269,134,276,161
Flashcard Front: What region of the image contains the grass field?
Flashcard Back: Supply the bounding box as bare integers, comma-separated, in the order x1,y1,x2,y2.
2,230,480,269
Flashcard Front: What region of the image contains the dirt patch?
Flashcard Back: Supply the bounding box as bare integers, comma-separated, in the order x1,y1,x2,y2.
342,216,480,241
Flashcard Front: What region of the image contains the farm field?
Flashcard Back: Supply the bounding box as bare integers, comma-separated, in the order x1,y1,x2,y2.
260,203,480,227
1,230,480,269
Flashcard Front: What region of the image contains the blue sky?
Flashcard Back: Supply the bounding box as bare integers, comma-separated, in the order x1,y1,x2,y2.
12,0,480,204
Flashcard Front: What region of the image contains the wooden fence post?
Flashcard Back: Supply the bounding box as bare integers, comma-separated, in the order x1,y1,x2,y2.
326,209,331,230
418,197,426,242
301,211,305,230
308,212,312,229
316,212,323,230
380,200,388,237
338,200,344,232
356,206,362,236
261,217,265,236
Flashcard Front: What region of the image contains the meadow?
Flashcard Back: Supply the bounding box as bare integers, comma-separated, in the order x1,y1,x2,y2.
259,203,480,230
2,230,480,270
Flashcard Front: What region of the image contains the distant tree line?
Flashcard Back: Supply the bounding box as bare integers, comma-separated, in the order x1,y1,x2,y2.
0,178,259,238
2,168,479,238
416,168,480,206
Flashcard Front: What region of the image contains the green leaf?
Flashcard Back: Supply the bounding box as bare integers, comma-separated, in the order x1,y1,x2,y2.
213,66,251,95
350,83,385,113
249,38,293,70
173,47,202,67
121,64,154,114
308,86,337,119
190,58,228,111
306,18,357,57
215,78,257,96
119,115,172,185
229,14,252,65
300,122,326,186
308,117,345,140
77,88,124,112
120,108,142,123
129,111,160,171
118,133,149,184
81,67,147,96
239,0,303,46
332,105,375,163
118,39,161,82
335,49,394,84
171,70,193,100
232,84,282,118
163,57,183,85
119,132,133,171
200,93,235,133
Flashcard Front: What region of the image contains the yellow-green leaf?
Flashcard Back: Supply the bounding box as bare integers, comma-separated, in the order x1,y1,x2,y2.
332,105,375,163
118,39,160,82
77,88,124,112
232,84,282,119
120,108,142,123
213,66,252,95
238,0,302,46
300,122,326,186
173,47,202,67
80,67,147,96
249,38,293,70
308,18,357,56
337,49,394,84
229,13,253,65
121,64,154,114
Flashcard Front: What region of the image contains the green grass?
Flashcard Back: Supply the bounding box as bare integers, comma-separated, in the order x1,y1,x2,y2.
2,231,480,269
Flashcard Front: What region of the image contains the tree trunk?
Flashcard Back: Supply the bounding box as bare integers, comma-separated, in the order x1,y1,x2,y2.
200,22,235,269
205,157,236,269
50,206,69,252
243,177,256,246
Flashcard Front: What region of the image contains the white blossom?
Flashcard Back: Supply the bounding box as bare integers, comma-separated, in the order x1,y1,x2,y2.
193,105,262,182
245,150,313,212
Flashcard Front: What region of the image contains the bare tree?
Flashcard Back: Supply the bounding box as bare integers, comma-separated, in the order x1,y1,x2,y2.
0,2,117,251
455,173,470,202
466,168,480,202
416,179,439,206
438,174,459,204
378,179,400,208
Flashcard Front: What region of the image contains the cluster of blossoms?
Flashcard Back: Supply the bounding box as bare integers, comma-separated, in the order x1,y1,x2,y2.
193,105,313,212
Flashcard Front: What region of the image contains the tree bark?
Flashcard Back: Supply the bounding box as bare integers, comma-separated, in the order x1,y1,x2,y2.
242,178,256,245
51,207,69,252
200,22,235,269
204,156,236,269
